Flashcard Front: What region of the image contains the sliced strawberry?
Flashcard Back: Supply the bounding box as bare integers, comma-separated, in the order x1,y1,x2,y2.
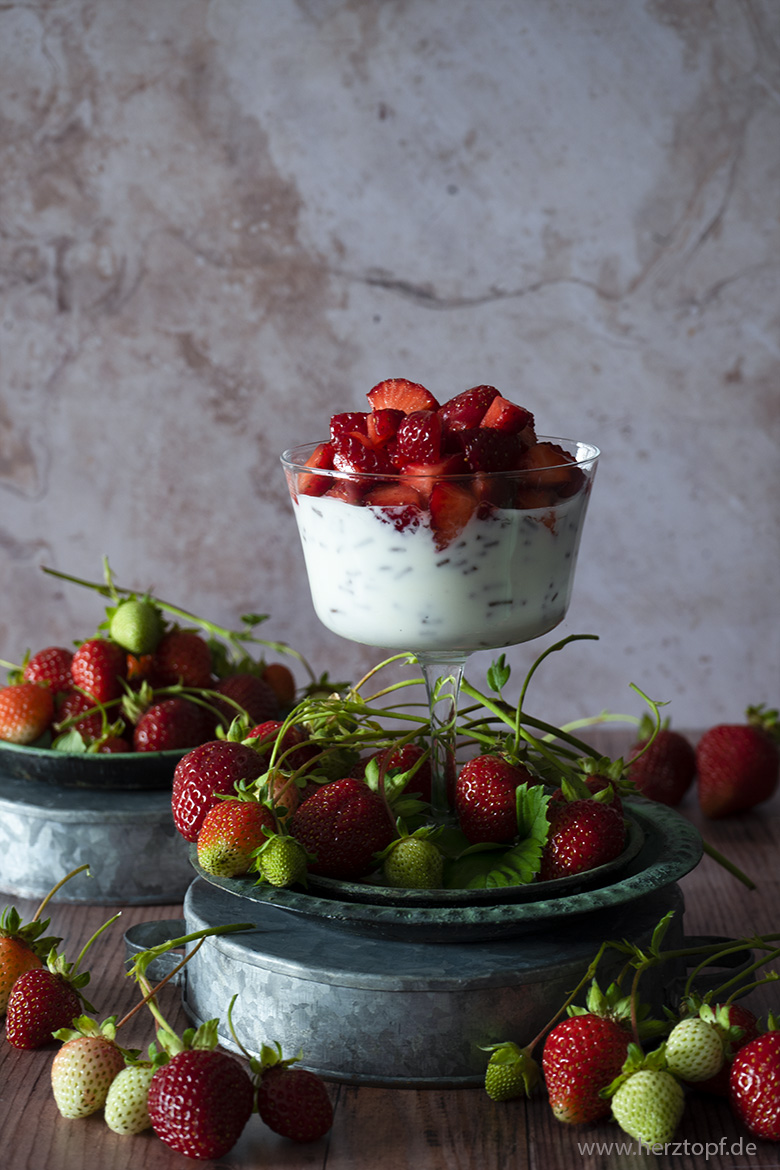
324,479,367,505
454,428,523,472
437,385,499,433
297,441,335,498
331,432,393,475
364,481,423,532
518,441,584,495
367,378,440,414
513,485,558,511
480,396,535,436
330,411,369,441
367,408,404,449
400,453,468,503
394,410,442,465
429,481,477,550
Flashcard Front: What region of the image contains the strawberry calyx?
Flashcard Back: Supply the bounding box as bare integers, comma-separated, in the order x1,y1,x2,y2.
601,1041,672,1100
53,1014,140,1062
0,905,61,958
746,703,780,743
568,979,665,1043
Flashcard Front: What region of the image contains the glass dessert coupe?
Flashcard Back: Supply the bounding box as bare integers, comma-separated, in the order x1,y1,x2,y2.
281,437,600,819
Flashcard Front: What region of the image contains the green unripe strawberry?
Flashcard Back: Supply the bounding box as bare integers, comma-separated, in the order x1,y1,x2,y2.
104,1064,155,1134
382,834,444,889
611,1069,684,1145
255,834,309,888
483,1041,540,1101
109,598,165,655
665,1017,724,1083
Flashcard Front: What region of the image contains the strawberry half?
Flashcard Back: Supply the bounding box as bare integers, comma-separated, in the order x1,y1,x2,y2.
296,441,335,498
480,395,535,436
428,480,477,551
438,384,499,433
367,378,440,414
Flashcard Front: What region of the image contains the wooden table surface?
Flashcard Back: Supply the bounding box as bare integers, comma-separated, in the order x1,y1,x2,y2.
1,730,779,1170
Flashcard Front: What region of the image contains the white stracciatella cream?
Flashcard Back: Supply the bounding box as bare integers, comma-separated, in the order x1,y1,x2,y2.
291,489,592,652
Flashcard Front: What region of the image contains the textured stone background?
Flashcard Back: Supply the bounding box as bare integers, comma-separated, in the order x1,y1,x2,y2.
1,0,778,732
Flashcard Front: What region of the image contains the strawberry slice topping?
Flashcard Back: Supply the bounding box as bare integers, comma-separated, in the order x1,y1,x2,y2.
518,441,584,495
367,408,404,449
394,410,442,465
364,481,423,532
296,441,335,497
429,481,477,550
438,385,499,433
330,411,369,441
367,378,440,414
332,432,393,475
454,428,523,472
480,396,535,436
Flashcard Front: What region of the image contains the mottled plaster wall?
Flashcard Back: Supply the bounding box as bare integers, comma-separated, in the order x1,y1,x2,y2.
1,0,778,730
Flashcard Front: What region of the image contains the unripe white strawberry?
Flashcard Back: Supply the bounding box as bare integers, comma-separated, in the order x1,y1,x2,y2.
665,1017,724,1083
611,1068,684,1146
51,1033,126,1119
104,1064,155,1135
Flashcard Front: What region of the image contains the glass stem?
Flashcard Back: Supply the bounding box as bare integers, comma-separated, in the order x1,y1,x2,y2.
416,652,468,820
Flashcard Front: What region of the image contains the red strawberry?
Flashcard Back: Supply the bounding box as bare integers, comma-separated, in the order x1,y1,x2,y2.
453,427,522,472
366,377,440,414
150,629,213,689
400,453,469,503
438,385,499,433
517,441,584,497
147,1048,254,1160
0,681,55,744
295,440,335,498
171,740,264,841
71,638,127,704
331,431,392,475
54,689,105,744
455,754,533,844
262,662,297,706
363,481,423,532
366,741,432,804
480,395,535,437
394,410,442,464
196,798,276,877
542,1013,631,1123
6,963,84,1049
696,705,779,818
428,480,477,551
290,776,395,880
256,1062,334,1143
366,408,404,449
539,799,625,880
96,735,132,753
627,721,696,806
212,672,279,727
330,410,369,441
22,646,74,695
729,1028,780,1141
0,905,59,1014
133,697,208,752
695,1002,760,1096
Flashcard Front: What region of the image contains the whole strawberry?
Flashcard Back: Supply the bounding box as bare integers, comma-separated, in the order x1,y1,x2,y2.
608,1045,684,1146
255,1045,333,1143
6,957,86,1049
729,1024,780,1141
254,833,310,888
133,697,208,753
0,681,55,744
54,689,105,744
51,1017,128,1119
213,672,279,728
455,754,533,845
539,798,625,880
172,740,265,842
483,1040,540,1102
22,646,74,695
290,776,395,880
247,720,318,774
664,1015,725,1083
697,705,779,818
104,1062,156,1135
150,629,213,689
197,797,276,878
542,1013,631,1123
357,741,433,804
108,597,165,656
71,637,127,704
147,1041,254,1159
0,905,60,1014
381,830,444,889
627,717,696,807
262,662,296,707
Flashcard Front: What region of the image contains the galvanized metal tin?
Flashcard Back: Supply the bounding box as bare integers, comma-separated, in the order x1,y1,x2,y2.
176,877,688,1087
0,771,192,903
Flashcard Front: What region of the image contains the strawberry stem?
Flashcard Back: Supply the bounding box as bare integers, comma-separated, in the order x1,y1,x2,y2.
31,863,90,922
73,912,122,975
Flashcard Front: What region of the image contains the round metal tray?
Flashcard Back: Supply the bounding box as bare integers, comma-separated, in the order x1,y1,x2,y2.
0,738,187,790
188,799,702,941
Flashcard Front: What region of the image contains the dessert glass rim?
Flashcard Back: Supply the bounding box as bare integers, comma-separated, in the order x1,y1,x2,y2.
281,436,600,481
